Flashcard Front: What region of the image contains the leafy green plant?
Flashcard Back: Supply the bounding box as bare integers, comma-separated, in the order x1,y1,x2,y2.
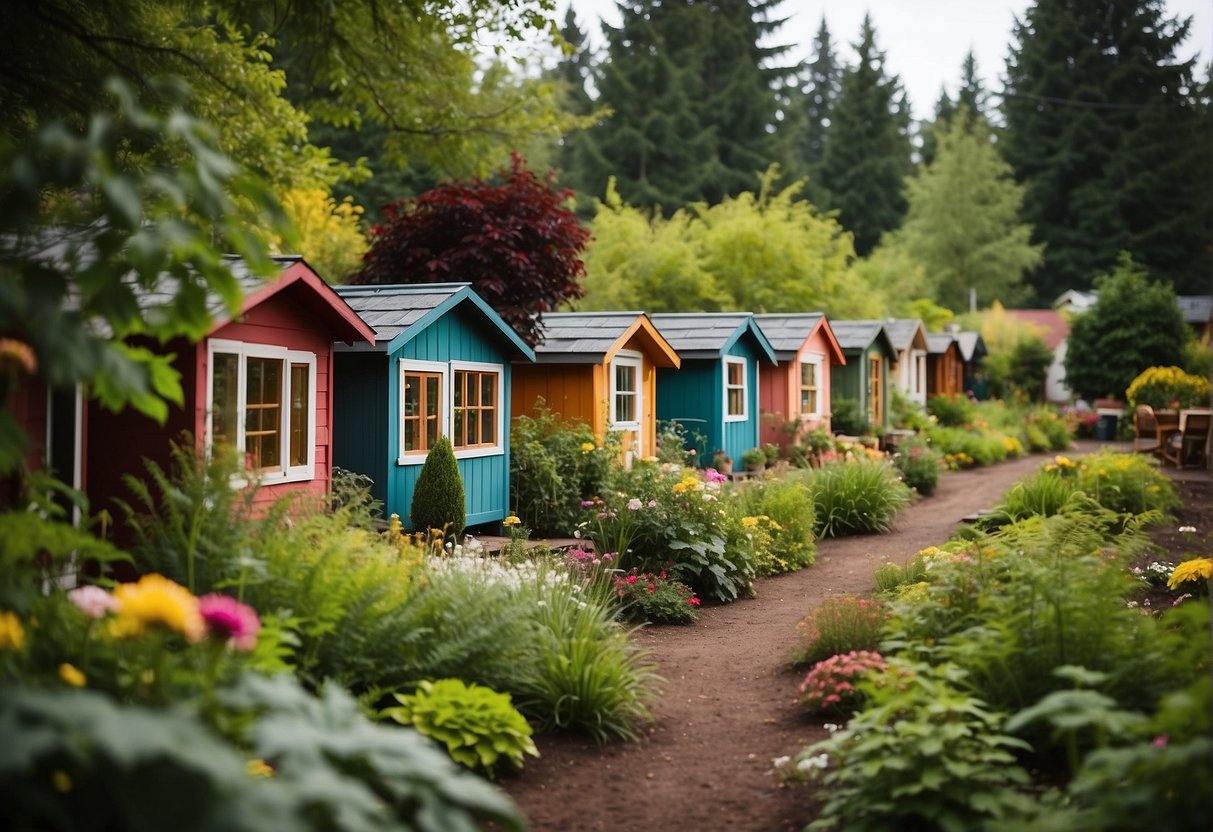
872,549,931,594
739,447,766,470
891,436,942,496
792,595,890,667
795,660,1033,831
829,396,868,436
732,476,818,572
383,678,538,775
927,393,977,427
801,459,911,538
611,570,700,624
410,436,465,536
1074,450,1180,517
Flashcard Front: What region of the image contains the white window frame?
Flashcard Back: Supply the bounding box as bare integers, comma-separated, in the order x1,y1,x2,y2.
398,359,449,466
911,348,928,404
450,360,505,461
206,338,317,484
609,351,643,432
797,352,824,419
723,356,748,422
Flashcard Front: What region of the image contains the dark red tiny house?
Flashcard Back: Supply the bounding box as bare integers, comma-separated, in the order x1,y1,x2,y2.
3,257,375,526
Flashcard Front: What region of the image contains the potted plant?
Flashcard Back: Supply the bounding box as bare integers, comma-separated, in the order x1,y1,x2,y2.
712,451,733,475
740,447,766,473
761,443,780,466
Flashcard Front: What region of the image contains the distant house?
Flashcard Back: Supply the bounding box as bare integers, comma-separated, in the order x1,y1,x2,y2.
511,312,680,466
3,256,377,519
649,313,777,464
882,319,929,407
955,331,988,396
1177,295,1212,345
333,283,535,530
1005,309,1071,402
828,321,896,432
1053,289,1098,314
925,332,964,398
752,313,845,447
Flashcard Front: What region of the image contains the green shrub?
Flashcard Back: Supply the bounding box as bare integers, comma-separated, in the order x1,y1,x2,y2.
732,476,818,572
1025,406,1072,451
793,660,1033,831
792,595,890,667
383,678,538,775
872,550,930,594
801,459,911,538
980,469,1081,527
927,393,977,427
829,396,868,435
410,436,465,536
891,436,942,496
1074,450,1180,517
611,569,700,624
889,387,927,431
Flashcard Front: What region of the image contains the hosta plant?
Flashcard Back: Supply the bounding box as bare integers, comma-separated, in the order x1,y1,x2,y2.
383,678,539,775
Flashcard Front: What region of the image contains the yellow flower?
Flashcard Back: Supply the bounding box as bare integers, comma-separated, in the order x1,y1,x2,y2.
581,442,595,452
1167,558,1213,591
503,515,521,527
111,574,203,641
1054,455,1073,468
741,516,759,528
0,611,25,651
672,482,689,494
58,663,86,688
246,758,275,778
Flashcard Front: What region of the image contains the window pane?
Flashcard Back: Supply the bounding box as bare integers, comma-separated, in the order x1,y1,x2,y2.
454,409,465,446
801,363,815,387
481,408,494,444
728,362,742,386
211,352,239,449
481,373,495,404
426,414,438,449
289,363,309,467
403,374,420,418
404,417,418,452
246,358,282,470
453,372,464,407
729,388,744,416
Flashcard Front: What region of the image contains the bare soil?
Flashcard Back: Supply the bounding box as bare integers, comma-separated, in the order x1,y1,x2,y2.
501,444,1212,832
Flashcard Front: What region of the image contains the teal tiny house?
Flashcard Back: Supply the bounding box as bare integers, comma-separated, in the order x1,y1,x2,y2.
649,313,777,464
333,284,535,530
828,321,896,432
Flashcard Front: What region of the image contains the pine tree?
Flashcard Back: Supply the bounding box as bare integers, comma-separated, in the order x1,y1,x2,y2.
1002,0,1210,300
797,17,840,204
410,436,466,536
921,52,987,167
816,14,913,256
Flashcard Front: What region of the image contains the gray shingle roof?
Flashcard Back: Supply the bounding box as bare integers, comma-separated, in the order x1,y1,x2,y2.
925,332,957,354
532,312,646,360
752,313,825,358
335,283,471,343
882,318,926,352
955,331,987,362
649,313,755,358
830,320,888,352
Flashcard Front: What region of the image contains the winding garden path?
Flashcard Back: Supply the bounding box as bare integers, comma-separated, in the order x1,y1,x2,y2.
502,450,1052,831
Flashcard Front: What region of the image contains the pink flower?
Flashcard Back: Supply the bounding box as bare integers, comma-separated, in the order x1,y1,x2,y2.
580,500,595,507
627,498,643,510
688,597,701,607
1153,734,1169,748
626,575,637,584
648,500,658,508
68,585,119,619
197,594,260,651
705,468,728,484
646,583,656,592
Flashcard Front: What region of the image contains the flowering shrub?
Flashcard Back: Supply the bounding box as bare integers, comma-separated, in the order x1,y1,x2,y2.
1074,450,1181,516
1126,365,1210,410
892,436,942,496
797,650,886,715
1167,558,1211,593
612,570,700,625
792,595,890,667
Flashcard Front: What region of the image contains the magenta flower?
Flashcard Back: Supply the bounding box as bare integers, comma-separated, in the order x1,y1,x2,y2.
580,500,596,507
197,594,261,651
68,585,119,619
705,468,728,484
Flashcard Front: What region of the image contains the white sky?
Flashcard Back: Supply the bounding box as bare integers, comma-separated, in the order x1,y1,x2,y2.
559,0,1213,121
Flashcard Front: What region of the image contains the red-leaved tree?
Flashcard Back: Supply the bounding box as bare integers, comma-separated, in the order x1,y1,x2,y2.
350,154,590,345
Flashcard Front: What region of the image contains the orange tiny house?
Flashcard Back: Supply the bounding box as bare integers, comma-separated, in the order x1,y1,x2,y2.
926,332,965,398
753,313,845,449
512,313,680,464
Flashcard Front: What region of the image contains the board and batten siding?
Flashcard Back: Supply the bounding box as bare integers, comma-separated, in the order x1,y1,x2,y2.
720,340,761,462
386,304,513,528
333,351,391,508
657,359,720,461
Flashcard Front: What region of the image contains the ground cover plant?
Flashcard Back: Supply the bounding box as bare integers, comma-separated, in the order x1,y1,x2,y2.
798,458,912,537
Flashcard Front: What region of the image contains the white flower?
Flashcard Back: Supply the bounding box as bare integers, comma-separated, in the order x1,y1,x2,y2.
771,755,791,769
1178,525,1197,534
796,753,829,772
823,723,841,734
537,600,547,607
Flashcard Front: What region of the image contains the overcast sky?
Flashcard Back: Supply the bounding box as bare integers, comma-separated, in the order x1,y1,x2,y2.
560,0,1213,121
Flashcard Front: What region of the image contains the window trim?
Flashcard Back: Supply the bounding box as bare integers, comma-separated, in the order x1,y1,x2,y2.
206,338,317,484
450,360,505,461
609,350,643,432
797,352,824,419
723,356,748,422
397,359,449,466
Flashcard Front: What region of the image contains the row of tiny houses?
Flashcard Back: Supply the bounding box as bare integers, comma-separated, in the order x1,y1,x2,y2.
7,259,985,533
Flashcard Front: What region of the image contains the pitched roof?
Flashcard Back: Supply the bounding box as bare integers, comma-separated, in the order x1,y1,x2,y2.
829,320,894,356
649,313,776,363
955,331,987,362
1003,309,1070,350
882,318,928,352
1177,295,1212,325
335,283,535,361
531,312,679,367
925,332,959,355
753,313,845,364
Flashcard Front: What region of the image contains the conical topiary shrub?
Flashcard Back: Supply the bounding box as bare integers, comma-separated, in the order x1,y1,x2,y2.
410,436,466,537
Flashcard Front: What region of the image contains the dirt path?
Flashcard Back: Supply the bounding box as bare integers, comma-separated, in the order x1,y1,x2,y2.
502,451,1049,831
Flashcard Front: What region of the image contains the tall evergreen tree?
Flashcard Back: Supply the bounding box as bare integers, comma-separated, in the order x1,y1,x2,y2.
816,14,913,256
1002,0,1210,300
797,16,840,201
921,52,987,166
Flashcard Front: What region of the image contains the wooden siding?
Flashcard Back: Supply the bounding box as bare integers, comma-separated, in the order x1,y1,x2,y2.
759,331,834,449
928,346,964,398
722,340,761,461
384,304,514,528
0,374,50,508
333,352,390,507
657,359,719,460
512,364,598,429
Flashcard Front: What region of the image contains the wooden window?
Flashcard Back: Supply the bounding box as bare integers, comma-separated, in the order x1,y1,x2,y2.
725,358,746,419
611,354,641,428
868,355,883,425
402,371,442,453
453,369,498,450
207,341,316,482
799,358,820,416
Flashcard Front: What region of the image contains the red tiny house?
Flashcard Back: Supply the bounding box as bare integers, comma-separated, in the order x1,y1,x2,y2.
754,314,846,450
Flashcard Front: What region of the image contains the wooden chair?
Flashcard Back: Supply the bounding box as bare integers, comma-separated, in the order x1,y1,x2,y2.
1132,405,1161,454
1162,412,1211,469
